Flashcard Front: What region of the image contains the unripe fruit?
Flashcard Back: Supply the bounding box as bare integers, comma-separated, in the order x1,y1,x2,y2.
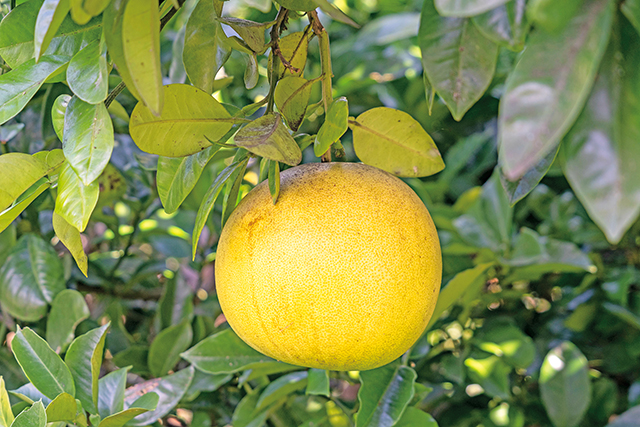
215,162,442,371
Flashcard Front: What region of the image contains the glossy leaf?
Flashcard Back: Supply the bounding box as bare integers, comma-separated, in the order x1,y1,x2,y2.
475,319,536,369
312,0,359,27
52,213,88,276
500,146,558,205
350,107,444,177
46,289,90,353
395,407,439,427
435,0,510,17
10,400,46,427
268,160,280,204
51,94,71,141
46,393,76,422
0,377,14,427
464,355,510,398
63,97,114,185
0,180,50,235
0,234,65,322
65,324,110,414
34,0,71,60
12,327,75,399
271,31,309,79
97,368,129,419
181,329,282,374
356,363,417,427
540,342,591,427
256,371,308,410
218,17,272,52
314,97,349,157
472,0,528,51
419,1,498,121
123,366,194,426
622,0,640,36
274,76,313,131
498,0,614,180
0,153,48,212
148,319,193,377
0,56,68,126
67,37,108,104
234,113,302,165
54,162,99,232
130,84,236,157
10,383,51,406
98,392,158,427
183,0,230,94
306,369,330,397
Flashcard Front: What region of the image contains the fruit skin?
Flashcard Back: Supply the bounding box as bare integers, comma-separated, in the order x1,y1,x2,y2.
215,162,442,371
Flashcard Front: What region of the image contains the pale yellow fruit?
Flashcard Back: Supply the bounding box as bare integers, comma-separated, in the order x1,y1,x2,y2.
215,162,442,371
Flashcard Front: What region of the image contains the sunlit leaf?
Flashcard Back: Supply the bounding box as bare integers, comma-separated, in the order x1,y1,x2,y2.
274,76,314,131
54,162,99,232
46,393,76,422
34,0,71,60
51,94,71,141
0,153,48,212
10,400,46,427
67,37,109,104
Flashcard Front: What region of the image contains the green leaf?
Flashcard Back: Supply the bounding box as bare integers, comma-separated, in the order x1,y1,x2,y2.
51,94,71,141
356,362,417,427
602,303,640,330
0,377,14,427
622,0,640,36
540,341,591,427
312,0,359,27
234,113,302,166
268,160,280,204
148,319,193,378
464,355,510,399
237,363,302,386
527,0,583,34
123,366,194,426
435,0,510,17
54,162,99,232
475,318,536,369
218,17,272,53
0,123,24,142
256,371,308,410
314,97,348,157
181,329,284,374
46,289,90,353
394,407,439,427
0,55,68,126
350,107,444,177
498,0,614,180
98,392,158,427
82,0,111,16
52,213,88,276
62,97,114,185
427,262,494,329
130,84,236,157
0,153,48,212
270,31,309,80
306,369,330,397
97,368,129,419
0,180,50,235
70,0,92,25
185,371,232,399
191,159,248,257
46,393,76,422
274,76,314,131
183,0,230,94
232,388,271,427
34,0,71,60
67,37,108,104
12,327,76,399
500,146,558,205
244,53,259,89
606,405,640,427
10,400,46,427
471,0,528,51
0,234,65,322
0,0,101,69
65,324,110,415
419,1,498,121
274,0,316,12
122,0,163,115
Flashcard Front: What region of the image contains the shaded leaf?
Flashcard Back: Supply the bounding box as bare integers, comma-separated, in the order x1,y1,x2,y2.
394,407,439,427
234,113,302,166
51,94,71,141
435,0,510,17
500,146,558,205
312,0,359,27
306,369,330,397
268,160,280,204
148,319,193,378
475,318,536,369
97,368,129,419
54,162,99,232
271,31,309,79
10,400,46,427
52,212,88,276
46,289,90,353
274,0,316,12
67,37,109,104
46,393,76,422
274,76,314,131
314,97,348,157
606,405,640,427
34,0,71,60
244,53,259,89
472,0,528,51
256,371,308,410
622,0,640,36
9,384,51,406
0,180,50,235
221,150,251,227
527,0,583,34
465,355,511,399
185,371,232,399
218,17,272,52
98,392,158,427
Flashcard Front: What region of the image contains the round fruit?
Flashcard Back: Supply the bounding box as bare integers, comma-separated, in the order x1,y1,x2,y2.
215,162,442,371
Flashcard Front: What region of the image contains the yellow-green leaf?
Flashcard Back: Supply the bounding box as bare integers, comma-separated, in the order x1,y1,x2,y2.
34,0,71,60
53,212,88,276
274,76,314,131
46,393,76,423
0,180,50,234
270,31,309,79
0,153,48,212
0,377,14,427
234,113,302,166
314,96,348,157
54,162,99,232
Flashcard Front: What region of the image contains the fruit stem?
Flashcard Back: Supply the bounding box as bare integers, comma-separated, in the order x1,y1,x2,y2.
266,7,290,114
309,10,333,163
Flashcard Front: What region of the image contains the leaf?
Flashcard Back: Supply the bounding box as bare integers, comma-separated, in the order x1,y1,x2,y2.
419,1,498,121
191,159,248,257
46,393,76,422
232,388,271,427
130,84,236,157
123,366,194,426
606,405,640,427
268,160,280,204
181,329,283,374
10,383,51,406
394,407,439,427
350,107,444,177
221,155,249,228
46,289,90,353
67,37,109,104
475,318,536,369
63,97,114,185
12,327,76,399
312,0,359,27
82,0,111,16
434,0,510,17
148,319,193,378
185,371,232,399
70,0,92,25
52,213,88,276
256,371,308,410
34,0,71,60
65,324,110,414
0,234,65,322
274,76,313,131
561,31,640,244
0,153,48,212
314,97,349,157
0,0,101,69
540,341,591,427
472,0,528,51
271,31,309,80
183,0,230,94
0,123,24,143
0,377,14,427
0,180,50,235
237,363,302,386
54,162,99,232
0,55,69,126
10,400,46,427
97,368,129,419
51,94,71,141
622,0,640,36
498,0,614,180
244,53,259,90
234,113,302,166
356,362,417,427
306,369,330,397
464,355,511,399
602,303,640,330
218,17,272,53
274,0,316,12
500,146,558,205
98,392,158,427
527,0,583,34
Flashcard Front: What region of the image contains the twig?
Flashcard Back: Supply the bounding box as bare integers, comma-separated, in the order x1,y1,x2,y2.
265,7,290,114
104,82,126,108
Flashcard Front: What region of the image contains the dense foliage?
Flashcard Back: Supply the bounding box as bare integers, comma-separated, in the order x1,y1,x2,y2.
0,0,640,426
